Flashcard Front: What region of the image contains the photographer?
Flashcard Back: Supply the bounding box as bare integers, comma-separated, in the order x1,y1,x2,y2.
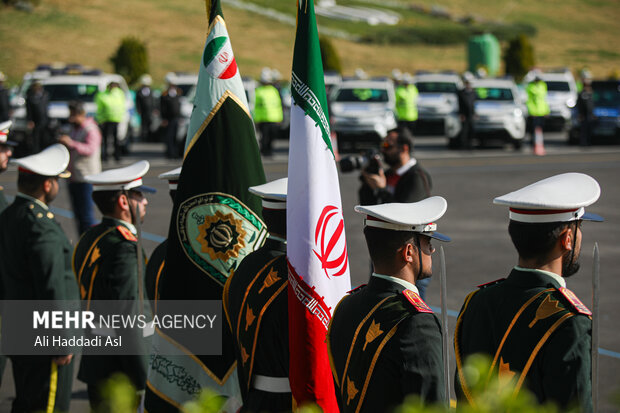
358,127,431,205
356,126,433,298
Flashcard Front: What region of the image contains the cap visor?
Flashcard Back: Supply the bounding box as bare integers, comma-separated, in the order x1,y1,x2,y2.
429,232,451,242
582,212,604,222
135,185,157,194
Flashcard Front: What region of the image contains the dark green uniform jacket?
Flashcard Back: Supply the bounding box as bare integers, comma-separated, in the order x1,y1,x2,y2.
0,194,79,412
454,268,592,412
73,216,150,390
223,237,291,413
327,276,444,413
0,187,8,213
145,239,167,305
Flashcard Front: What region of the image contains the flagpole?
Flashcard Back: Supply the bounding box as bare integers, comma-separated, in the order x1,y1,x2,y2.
439,246,450,404
591,242,599,412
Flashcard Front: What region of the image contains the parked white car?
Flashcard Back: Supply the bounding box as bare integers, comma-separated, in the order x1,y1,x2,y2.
471,78,527,148
11,72,135,150
330,78,396,152
413,72,462,139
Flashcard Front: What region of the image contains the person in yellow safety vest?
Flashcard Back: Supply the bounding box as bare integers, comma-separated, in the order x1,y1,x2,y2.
95,82,126,162
254,68,284,156
394,72,419,134
526,76,550,154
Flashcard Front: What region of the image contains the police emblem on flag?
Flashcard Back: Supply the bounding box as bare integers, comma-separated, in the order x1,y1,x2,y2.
177,193,267,285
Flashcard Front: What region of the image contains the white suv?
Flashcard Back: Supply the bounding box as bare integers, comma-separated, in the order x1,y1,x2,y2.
413,72,462,139
11,72,135,149
330,78,397,152
471,78,527,148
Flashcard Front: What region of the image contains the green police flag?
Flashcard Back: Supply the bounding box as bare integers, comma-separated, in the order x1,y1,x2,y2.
145,1,267,411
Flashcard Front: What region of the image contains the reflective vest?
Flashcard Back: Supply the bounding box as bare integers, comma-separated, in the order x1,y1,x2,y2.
254,85,283,123
395,84,418,121
95,88,126,123
526,81,550,117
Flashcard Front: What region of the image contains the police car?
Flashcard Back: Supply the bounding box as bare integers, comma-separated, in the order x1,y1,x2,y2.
470,78,527,148
413,72,462,139
11,66,135,151
329,78,397,152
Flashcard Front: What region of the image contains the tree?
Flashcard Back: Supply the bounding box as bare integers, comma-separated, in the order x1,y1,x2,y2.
504,34,535,82
319,36,342,74
109,37,149,86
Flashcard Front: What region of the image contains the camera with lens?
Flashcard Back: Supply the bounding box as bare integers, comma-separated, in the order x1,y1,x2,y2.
339,148,383,174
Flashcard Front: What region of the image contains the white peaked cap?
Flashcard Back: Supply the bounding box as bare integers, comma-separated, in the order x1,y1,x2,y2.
249,177,287,210
158,166,182,190
0,120,16,146
494,173,603,223
11,143,70,177
86,160,156,193
355,196,450,242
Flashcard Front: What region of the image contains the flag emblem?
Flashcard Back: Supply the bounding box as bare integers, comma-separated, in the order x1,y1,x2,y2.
203,26,238,79
313,205,348,278
177,193,267,285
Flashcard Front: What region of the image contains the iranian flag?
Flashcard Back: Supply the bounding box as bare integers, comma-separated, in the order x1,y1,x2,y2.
287,1,351,411
145,0,266,411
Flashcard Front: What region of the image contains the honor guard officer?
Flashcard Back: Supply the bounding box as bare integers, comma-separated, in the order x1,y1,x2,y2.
327,197,450,412
454,173,602,412
145,166,180,304
223,178,292,413
73,160,155,410
0,120,17,212
0,120,15,387
0,144,78,412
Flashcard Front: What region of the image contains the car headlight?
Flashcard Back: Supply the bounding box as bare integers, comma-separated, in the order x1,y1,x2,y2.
513,108,523,118
566,98,576,108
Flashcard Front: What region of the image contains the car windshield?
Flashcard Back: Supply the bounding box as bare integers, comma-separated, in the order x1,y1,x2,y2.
44,83,100,102
545,81,571,92
415,82,458,93
335,88,389,103
475,87,514,101
592,82,620,106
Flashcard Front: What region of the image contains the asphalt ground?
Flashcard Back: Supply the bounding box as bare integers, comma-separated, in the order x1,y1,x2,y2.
0,132,619,411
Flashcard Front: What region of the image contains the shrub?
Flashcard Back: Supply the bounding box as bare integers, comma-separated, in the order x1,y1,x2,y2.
319,36,342,74
504,34,535,82
109,36,149,86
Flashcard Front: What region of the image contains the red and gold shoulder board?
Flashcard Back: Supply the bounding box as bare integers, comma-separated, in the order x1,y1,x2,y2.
402,290,433,313
347,284,367,295
116,225,137,242
477,278,506,289
558,287,592,316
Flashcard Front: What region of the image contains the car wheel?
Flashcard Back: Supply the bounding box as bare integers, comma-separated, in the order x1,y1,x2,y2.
512,139,522,150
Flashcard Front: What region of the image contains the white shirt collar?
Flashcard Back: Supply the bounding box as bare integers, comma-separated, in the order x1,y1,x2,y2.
16,192,49,210
106,216,138,235
514,266,566,288
372,272,420,294
395,157,417,176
